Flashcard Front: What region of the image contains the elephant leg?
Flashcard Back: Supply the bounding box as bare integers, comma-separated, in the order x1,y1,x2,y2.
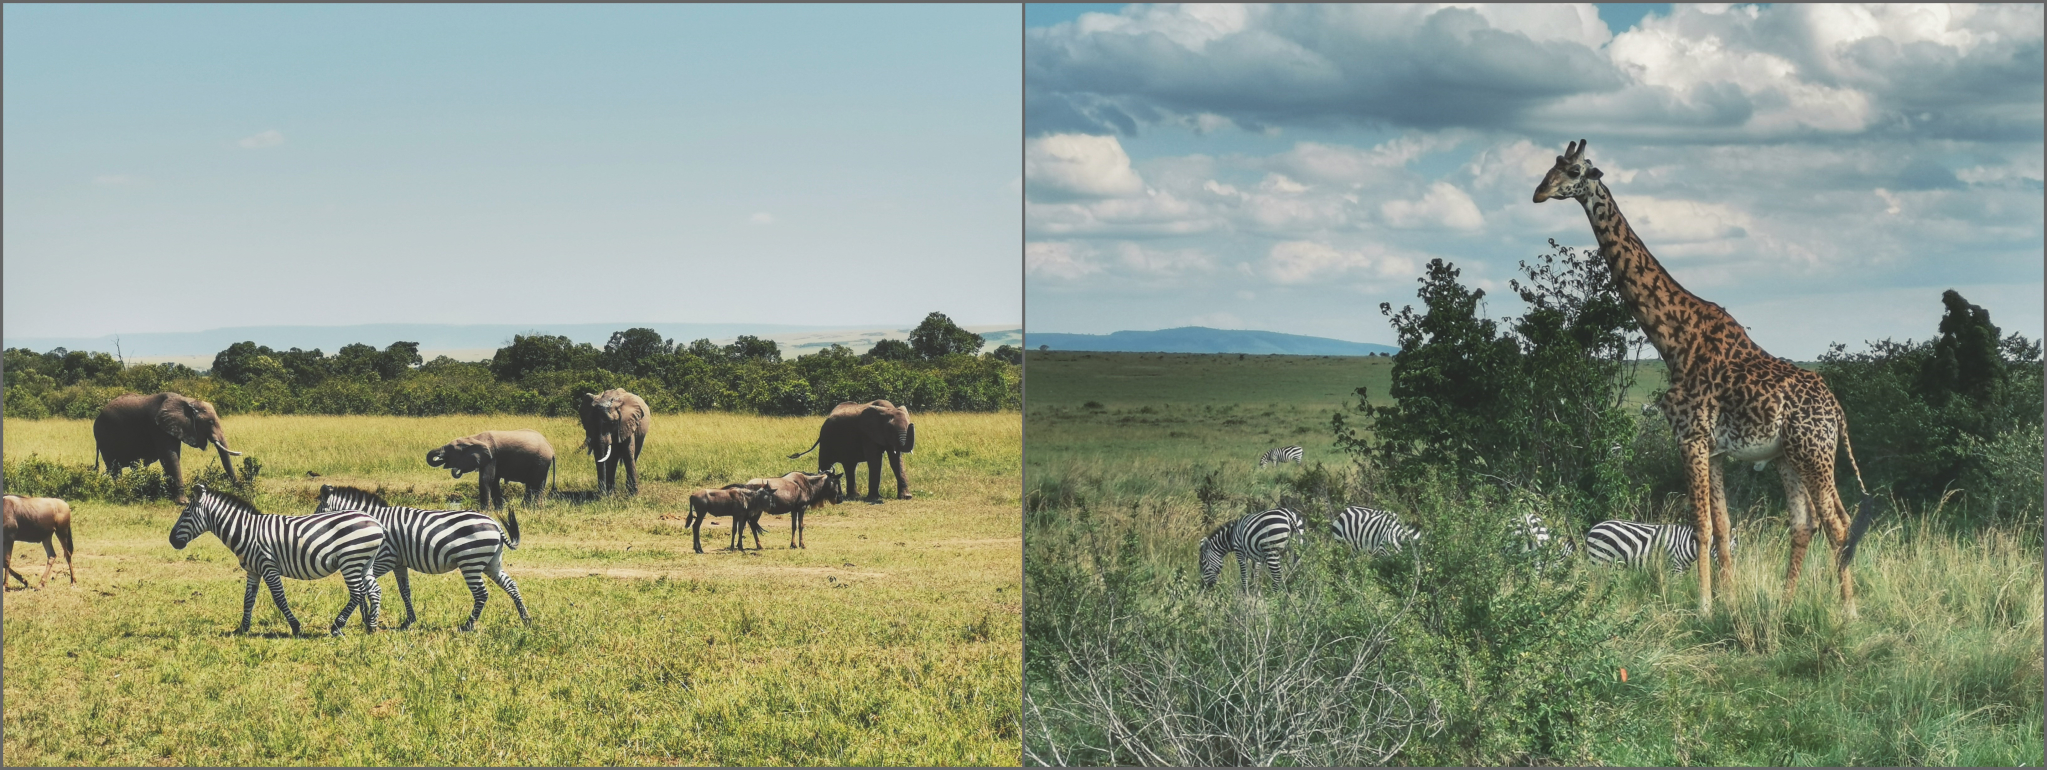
837,460,860,500
866,453,885,504
622,444,640,496
163,448,187,503
887,451,911,500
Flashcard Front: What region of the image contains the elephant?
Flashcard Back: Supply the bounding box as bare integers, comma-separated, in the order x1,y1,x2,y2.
92,392,242,503
789,400,914,503
578,389,649,496
425,430,556,509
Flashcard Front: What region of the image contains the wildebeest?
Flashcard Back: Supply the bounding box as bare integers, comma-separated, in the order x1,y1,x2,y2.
2,495,76,589
724,470,844,549
686,486,777,554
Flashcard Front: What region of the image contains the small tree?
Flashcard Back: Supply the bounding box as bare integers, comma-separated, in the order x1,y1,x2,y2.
491,334,599,382
724,335,781,363
603,328,674,376
211,341,277,385
909,312,983,359
867,338,915,362
987,344,1023,365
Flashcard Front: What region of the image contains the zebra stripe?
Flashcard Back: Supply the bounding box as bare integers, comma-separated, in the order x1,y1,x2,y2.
168,484,385,636
1516,512,1575,565
1258,445,1305,467
315,486,530,631
1331,506,1420,555
1585,520,1735,573
1200,507,1303,591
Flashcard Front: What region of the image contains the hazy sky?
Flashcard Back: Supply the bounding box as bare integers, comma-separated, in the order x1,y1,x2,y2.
3,4,1022,340
1024,3,2044,358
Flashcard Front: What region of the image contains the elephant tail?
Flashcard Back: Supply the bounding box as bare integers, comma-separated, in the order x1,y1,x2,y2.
94,447,101,473
788,436,822,460
503,506,521,550
548,457,557,494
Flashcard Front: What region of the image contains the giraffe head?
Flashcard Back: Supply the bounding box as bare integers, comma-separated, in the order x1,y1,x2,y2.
1532,138,1604,203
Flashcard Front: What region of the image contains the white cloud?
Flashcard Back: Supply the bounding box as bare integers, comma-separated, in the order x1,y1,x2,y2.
1183,311,1244,329
1112,242,1213,276
749,212,774,225
92,174,145,186
1025,133,1145,200
1025,241,1101,280
1380,181,1484,231
1619,196,1752,244
238,130,285,149
1259,240,1416,285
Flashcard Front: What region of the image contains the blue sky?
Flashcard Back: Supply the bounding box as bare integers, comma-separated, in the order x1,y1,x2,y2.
3,4,1022,341
1024,3,2043,359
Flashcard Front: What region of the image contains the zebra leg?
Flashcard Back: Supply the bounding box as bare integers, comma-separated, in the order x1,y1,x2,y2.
238,571,261,633
1237,552,1252,593
395,565,419,630
459,566,489,632
262,569,303,636
1268,551,1285,589
487,552,531,625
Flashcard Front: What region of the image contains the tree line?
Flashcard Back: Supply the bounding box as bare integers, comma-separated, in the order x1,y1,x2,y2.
4,312,1021,418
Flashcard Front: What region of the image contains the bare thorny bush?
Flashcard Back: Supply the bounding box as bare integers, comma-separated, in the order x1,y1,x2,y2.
1023,557,1442,767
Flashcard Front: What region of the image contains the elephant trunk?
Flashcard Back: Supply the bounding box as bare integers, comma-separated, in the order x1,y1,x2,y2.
901,424,915,454
215,444,240,483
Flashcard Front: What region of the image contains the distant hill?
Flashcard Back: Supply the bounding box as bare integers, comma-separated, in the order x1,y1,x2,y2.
1026,327,1396,356
6,322,1022,365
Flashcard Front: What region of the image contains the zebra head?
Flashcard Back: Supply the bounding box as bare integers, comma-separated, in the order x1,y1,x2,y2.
169,483,216,549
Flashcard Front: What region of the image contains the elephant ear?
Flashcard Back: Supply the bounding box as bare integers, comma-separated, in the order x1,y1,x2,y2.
154,396,196,444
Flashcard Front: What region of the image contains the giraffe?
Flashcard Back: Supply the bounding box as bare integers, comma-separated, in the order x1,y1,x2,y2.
1532,139,1874,617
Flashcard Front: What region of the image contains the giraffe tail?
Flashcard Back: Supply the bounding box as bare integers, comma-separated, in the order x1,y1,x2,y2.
1838,415,1877,565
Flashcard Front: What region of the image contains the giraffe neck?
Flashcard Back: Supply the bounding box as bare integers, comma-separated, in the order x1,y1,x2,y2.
1578,181,1753,380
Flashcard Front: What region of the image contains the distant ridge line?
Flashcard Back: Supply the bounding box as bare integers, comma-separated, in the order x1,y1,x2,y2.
1027,327,1395,356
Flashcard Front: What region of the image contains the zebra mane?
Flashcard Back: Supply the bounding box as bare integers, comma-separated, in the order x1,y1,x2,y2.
197,488,271,516
320,486,390,507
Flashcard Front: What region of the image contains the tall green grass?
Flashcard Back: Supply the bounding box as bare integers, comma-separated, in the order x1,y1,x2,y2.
2,412,1022,766
1024,352,2041,766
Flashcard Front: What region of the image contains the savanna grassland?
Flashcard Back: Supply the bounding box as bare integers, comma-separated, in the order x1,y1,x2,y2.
1024,351,2042,766
2,411,1020,766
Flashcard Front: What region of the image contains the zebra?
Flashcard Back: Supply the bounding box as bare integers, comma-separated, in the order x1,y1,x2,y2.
1515,512,1575,567
1331,505,1420,555
168,484,385,636
1258,445,1304,467
1199,507,1304,591
1585,520,1735,573
314,485,531,631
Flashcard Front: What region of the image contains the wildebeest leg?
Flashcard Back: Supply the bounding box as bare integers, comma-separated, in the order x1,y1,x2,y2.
2,537,27,589
459,565,489,632
747,512,766,550
486,551,531,624
262,568,304,636
691,510,706,554
55,523,74,586
887,451,912,500
38,540,57,589
238,572,261,633
792,509,803,549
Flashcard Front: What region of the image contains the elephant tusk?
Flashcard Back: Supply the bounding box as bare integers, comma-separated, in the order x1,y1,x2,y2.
452,469,466,479
596,445,613,464
222,449,244,456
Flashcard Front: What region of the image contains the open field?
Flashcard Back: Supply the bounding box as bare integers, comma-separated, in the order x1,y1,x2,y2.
2,412,1021,766
1024,352,2042,766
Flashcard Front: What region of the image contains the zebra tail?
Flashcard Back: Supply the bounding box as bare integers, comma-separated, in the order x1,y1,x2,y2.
1839,494,1875,566
504,506,521,550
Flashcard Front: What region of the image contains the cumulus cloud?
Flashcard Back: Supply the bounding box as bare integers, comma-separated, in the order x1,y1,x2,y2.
1381,181,1484,231
749,212,774,225
237,130,285,149
1027,3,2043,142
1025,241,1101,280
1025,133,1146,200
1258,240,1416,285
92,174,145,186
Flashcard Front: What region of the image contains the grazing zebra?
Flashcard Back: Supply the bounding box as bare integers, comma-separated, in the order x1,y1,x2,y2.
315,485,531,631
1585,520,1736,573
1515,512,1575,566
1258,445,1305,467
1199,507,1304,591
168,484,385,636
1331,505,1420,555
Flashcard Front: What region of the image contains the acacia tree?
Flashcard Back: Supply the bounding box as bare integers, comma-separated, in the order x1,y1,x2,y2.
909,312,983,359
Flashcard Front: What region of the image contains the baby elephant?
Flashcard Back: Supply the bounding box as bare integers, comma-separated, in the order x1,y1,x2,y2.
3,495,76,589
686,486,777,554
426,430,556,509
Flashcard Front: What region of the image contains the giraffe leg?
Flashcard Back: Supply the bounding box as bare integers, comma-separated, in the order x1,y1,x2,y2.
1778,461,1815,604
1794,447,1857,619
1682,439,1717,614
